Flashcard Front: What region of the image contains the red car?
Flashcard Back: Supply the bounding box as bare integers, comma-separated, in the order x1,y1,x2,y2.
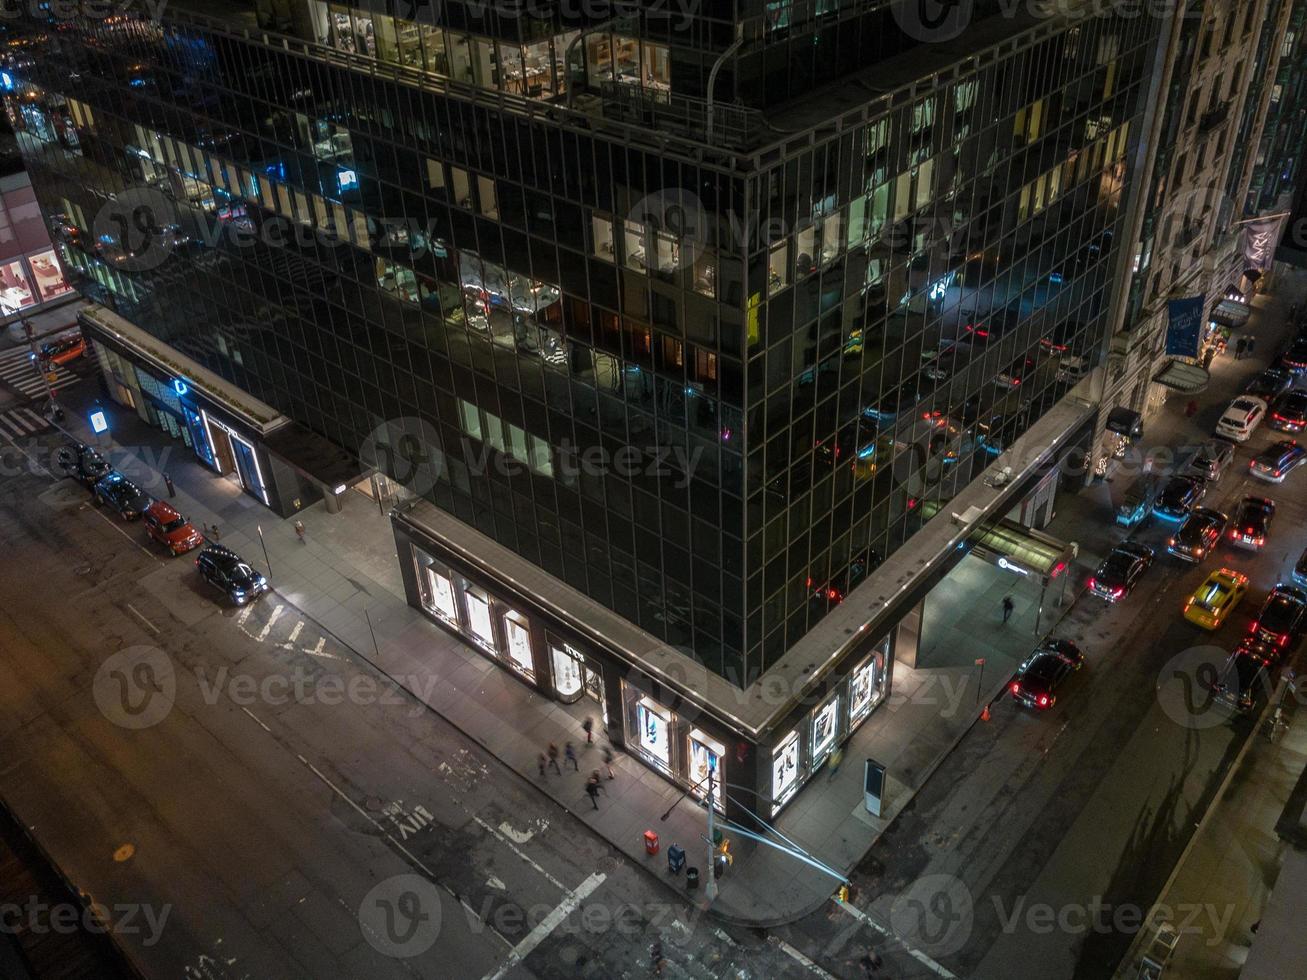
143,500,204,555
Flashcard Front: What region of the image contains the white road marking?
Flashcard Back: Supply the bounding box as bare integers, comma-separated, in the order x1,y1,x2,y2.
486,875,506,891
481,872,606,980
240,707,272,734
773,937,839,978
236,605,255,627
287,621,303,644
836,899,959,979
256,604,285,641
296,757,509,947
125,602,161,634
473,816,566,891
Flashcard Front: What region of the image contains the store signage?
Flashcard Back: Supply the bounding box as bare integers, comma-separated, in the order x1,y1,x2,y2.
864,759,886,817
1165,295,1204,358
998,556,1030,576
89,410,108,434
172,378,189,396
0,72,13,92
337,168,358,192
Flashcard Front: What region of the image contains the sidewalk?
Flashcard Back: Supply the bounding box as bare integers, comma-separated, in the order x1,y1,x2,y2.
1112,698,1307,979
0,295,87,349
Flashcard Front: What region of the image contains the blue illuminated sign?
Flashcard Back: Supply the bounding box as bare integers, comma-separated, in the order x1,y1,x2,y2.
336,168,358,192
172,378,189,397
0,72,14,91
90,410,108,434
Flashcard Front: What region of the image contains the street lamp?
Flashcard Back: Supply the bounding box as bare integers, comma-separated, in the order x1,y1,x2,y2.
3,300,62,421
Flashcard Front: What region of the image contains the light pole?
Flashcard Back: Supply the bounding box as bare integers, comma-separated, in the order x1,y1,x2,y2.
5,303,61,420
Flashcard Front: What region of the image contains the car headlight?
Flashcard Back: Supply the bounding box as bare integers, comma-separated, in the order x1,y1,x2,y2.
231,588,245,597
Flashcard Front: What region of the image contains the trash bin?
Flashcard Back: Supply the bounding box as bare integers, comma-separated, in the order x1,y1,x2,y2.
685,866,699,889
643,830,660,855
667,844,685,874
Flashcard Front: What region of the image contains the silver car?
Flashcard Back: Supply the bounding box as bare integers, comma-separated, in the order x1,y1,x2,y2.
1181,439,1237,482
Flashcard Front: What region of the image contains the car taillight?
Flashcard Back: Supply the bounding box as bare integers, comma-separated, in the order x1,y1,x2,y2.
1037,695,1049,708
1250,620,1259,633
1089,577,1097,590
1113,587,1124,598
1010,682,1020,695
1184,602,1192,612
1281,634,1291,647
1274,469,1283,477
827,588,840,601
1168,537,1175,547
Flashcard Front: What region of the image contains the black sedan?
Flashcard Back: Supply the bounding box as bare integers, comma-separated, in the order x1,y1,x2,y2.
1279,335,1307,373
1249,440,1306,483
1229,496,1276,551
1211,638,1278,714
56,443,111,488
196,546,269,606
1269,390,1307,433
1250,584,1307,649
1244,367,1295,400
1089,541,1155,601
1167,508,1227,563
1153,475,1206,521
1010,642,1085,710
91,472,152,520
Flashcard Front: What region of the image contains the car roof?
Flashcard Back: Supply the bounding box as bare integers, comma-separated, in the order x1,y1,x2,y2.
1270,584,1307,603
1187,508,1226,523
146,500,182,521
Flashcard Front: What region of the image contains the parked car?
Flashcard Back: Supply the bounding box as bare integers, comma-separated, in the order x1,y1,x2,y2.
1296,546,1307,589
1229,496,1276,551
142,500,205,555
1268,390,1307,433
1089,541,1155,601
1214,396,1268,441
1180,439,1236,482
1009,641,1085,710
195,546,268,605
1279,335,1307,373
1167,508,1227,563
1056,355,1089,383
994,355,1035,389
1210,639,1278,713
91,472,151,521
1183,567,1250,630
1250,440,1306,483
35,333,86,366
55,442,111,487
1153,475,1206,521
1249,584,1307,650
1244,367,1295,400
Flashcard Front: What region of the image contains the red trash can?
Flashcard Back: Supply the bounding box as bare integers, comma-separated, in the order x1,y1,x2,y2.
643,830,660,855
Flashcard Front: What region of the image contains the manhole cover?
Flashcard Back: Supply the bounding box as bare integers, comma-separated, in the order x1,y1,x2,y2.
597,855,621,874
363,796,384,813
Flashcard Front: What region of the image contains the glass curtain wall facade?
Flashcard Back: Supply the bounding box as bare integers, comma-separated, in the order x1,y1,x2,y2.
3,2,1160,808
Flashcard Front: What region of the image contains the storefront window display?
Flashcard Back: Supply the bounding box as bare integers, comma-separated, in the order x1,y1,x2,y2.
550,638,584,699
811,694,840,763
849,648,886,727
502,610,535,678
625,686,672,771
772,730,800,809
418,561,459,626
689,729,725,810
27,249,73,302
464,585,497,653
0,258,35,311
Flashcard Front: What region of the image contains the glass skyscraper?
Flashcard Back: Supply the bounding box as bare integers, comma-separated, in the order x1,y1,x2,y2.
4,0,1163,814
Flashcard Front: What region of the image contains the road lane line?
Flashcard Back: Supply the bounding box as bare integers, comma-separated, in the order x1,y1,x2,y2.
297,756,509,947
835,899,959,979
287,621,303,644
773,937,839,978
125,603,160,634
236,604,254,627
256,604,285,641
240,707,272,733
481,872,606,980
471,815,566,891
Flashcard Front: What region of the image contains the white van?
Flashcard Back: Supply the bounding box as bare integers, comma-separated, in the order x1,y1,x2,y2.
1214,396,1268,441
1056,355,1088,383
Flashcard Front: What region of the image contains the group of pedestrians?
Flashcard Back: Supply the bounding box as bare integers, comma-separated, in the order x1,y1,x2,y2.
536,717,615,810
1233,334,1258,359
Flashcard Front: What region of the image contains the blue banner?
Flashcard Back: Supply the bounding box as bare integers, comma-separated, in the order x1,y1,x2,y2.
1166,296,1205,358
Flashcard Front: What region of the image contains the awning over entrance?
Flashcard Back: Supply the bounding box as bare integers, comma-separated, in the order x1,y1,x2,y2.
1106,406,1143,438
919,500,1073,578
1209,298,1252,327
1153,359,1210,393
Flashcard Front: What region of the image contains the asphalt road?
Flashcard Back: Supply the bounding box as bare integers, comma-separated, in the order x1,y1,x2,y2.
0,402,807,979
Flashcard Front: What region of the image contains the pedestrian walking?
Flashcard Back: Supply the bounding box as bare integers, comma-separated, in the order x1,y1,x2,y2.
585,775,601,810
827,744,844,780
651,939,666,975
1185,399,1199,418
582,716,594,744
1234,336,1247,360
208,523,221,541
1246,335,1256,356
294,519,306,542
859,949,883,977
564,742,579,771
602,744,615,780
163,473,175,497
537,753,547,778
547,742,562,775
1001,595,1014,624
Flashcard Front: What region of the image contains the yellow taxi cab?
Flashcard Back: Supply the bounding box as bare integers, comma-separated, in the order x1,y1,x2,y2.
1183,567,1250,630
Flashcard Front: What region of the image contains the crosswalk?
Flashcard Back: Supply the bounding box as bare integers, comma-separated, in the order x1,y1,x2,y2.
0,406,51,439
0,345,80,398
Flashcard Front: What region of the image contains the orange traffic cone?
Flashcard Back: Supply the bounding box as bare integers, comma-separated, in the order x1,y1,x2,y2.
980,703,991,722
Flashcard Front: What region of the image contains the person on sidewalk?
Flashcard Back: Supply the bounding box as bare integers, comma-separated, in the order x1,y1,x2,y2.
650,939,665,975
547,742,562,775
859,949,883,976
294,519,306,542
827,744,844,780
1185,399,1199,418
585,774,601,810
602,744,615,780
582,716,594,744
163,473,175,497
1246,335,1256,357
1234,336,1247,360
1001,596,1014,624
564,742,578,771
537,753,547,778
